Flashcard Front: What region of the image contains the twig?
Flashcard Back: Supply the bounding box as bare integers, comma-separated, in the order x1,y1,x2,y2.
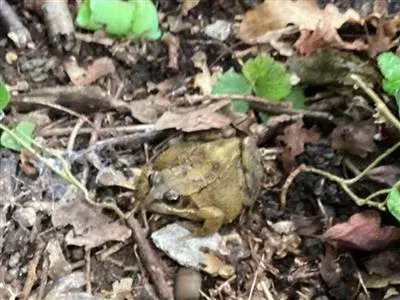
351,74,400,132
11,96,95,128
0,0,32,48
249,101,334,120
38,124,154,137
96,241,129,261
25,0,74,36
85,249,92,294
37,257,49,300
179,94,291,108
21,240,45,300
248,254,264,300
280,164,387,210
75,130,164,159
126,216,173,300
67,118,86,152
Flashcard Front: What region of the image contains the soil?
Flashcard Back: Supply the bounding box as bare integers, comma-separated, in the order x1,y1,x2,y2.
1,1,400,300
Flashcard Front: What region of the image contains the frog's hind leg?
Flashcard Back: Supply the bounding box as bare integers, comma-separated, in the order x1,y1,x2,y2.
148,202,225,236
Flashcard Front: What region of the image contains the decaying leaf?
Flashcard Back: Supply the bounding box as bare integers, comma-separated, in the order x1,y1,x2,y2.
277,119,320,171
45,239,72,280
162,33,180,70
128,96,163,124
287,49,380,86
154,100,231,132
52,198,131,249
96,167,142,190
331,121,376,157
324,210,400,251
362,249,400,276
367,14,400,57
192,51,213,95
239,0,360,45
64,56,115,85
181,0,200,15
294,4,367,55
201,252,235,278
366,165,400,187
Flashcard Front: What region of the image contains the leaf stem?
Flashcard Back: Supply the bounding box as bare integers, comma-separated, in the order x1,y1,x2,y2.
351,74,400,132
0,123,128,218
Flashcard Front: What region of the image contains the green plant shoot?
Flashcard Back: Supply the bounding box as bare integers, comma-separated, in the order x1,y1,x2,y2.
1,120,36,152
76,0,161,40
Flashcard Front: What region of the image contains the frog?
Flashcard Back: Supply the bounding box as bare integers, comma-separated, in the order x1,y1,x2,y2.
143,132,265,236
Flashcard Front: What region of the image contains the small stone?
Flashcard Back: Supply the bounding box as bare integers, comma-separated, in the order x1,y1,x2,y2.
5,51,18,64
151,223,221,269
8,252,20,268
203,20,232,41
13,207,37,227
175,268,202,300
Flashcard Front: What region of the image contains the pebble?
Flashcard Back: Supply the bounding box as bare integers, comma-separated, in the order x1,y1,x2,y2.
175,268,202,300
203,20,232,41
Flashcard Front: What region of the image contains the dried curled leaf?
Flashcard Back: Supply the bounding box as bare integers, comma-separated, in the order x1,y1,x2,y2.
324,210,400,251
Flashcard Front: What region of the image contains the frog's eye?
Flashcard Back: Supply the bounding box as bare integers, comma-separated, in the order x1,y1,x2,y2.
149,171,162,185
164,189,180,202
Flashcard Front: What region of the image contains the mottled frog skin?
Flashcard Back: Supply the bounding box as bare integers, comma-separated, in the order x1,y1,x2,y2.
145,136,264,236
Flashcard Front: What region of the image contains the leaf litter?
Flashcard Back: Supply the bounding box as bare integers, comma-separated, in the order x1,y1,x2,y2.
2,1,400,299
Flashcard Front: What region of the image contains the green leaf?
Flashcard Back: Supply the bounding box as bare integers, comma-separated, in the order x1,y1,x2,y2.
211,70,253,114
0,81,10,111
285,87,306,109
387,185,400,222
76,0,161,40
232,100,249,113
242,55,291,101
377,52,400,96
258,112,269,123
1,121,36,152
212,70,253,95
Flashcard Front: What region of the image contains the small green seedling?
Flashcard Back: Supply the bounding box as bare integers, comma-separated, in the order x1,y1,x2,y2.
1,120,36,152
0,81,10,111
211,55,295,115
378,52,400,114
387,184,400,222
76,0,161,40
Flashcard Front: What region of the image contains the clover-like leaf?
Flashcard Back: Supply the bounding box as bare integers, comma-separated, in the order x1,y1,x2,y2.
387,184,400,223
0,81,10,111
1,121,36,152
242,55,291,101
378,52,400,96
285,86,305,109
211,69,253,114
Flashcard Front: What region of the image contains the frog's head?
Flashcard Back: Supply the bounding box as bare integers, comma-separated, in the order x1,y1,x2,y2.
146,170,180,204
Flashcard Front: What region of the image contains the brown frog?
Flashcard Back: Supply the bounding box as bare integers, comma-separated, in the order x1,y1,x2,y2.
143,133,264,236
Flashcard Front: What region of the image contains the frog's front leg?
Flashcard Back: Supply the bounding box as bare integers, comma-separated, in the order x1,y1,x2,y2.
148,202,225,236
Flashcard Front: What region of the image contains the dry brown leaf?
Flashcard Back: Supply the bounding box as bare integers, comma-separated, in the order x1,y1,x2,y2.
200,252,235,278
162,33,180,70
367,14,400,56
362,249,400,276
239,0,360,44
128,96,163,124
154,100,231,132
181,0,200,15
366,165,400,187
52,199,131,249
294,4,368,55
324,210,400,251
277,119,320,172
331,121,376,157
64,56,115,85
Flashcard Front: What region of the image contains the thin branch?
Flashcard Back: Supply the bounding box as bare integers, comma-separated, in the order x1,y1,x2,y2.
351,74,400,132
